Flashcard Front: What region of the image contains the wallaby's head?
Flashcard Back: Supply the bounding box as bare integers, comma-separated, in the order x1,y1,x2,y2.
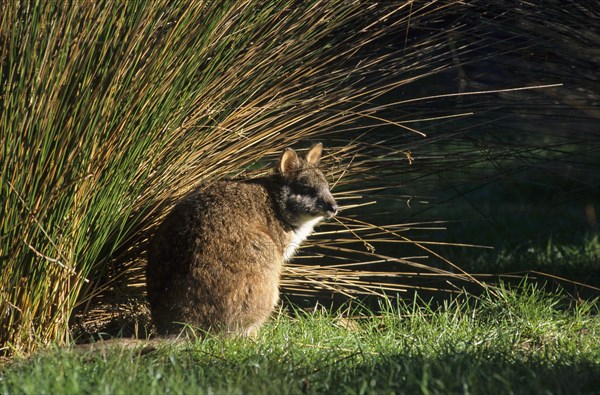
276,143,338,227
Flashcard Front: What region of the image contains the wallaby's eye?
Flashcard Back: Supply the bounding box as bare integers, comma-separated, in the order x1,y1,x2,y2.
303,186,318,196
291,184,317,196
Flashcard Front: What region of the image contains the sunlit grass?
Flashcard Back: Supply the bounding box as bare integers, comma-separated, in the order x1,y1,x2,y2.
1,285,599,394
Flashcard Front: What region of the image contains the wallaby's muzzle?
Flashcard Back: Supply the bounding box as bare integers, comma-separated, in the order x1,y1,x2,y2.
327,203,338,217
322,199,338,218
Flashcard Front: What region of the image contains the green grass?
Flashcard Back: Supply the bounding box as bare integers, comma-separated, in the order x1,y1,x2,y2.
2,285,599,395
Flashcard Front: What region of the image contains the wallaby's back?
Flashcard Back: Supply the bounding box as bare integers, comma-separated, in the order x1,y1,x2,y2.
147,144,337,336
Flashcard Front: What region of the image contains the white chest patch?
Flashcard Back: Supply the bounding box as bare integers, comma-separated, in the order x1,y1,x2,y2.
284,216,323,262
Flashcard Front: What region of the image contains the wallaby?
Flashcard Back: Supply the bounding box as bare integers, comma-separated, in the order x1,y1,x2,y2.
146,143,337,337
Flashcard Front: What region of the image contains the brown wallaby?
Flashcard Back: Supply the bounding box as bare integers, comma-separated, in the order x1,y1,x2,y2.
146,143,337,337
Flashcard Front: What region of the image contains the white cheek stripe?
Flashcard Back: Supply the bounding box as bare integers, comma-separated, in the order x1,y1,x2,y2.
284,216,323,261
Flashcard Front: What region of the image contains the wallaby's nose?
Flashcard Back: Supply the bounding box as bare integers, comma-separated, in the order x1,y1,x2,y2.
327,202,338,217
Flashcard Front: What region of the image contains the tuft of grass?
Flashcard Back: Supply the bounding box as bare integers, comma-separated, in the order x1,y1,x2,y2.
1,285,599,394
2,0,507,356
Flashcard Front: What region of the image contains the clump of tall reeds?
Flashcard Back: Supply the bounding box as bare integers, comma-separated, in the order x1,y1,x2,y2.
1,1,495,356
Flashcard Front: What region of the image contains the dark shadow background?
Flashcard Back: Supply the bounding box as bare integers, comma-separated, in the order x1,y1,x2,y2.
301,0,600,305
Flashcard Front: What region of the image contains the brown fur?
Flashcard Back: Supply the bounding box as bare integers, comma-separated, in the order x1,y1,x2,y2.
146,144,337,336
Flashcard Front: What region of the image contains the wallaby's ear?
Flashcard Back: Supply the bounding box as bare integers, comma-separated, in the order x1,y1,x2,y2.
279,148,300,177
306,143,323,166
